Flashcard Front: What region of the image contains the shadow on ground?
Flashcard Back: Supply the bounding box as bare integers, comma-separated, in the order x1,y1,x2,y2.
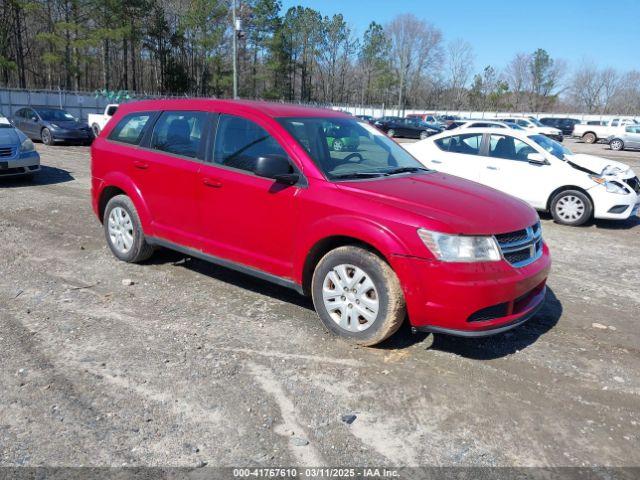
388,287,562,359
0,165,74,187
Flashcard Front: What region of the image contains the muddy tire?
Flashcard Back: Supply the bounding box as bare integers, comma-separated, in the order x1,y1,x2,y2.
103,194,154,263
550,189,593,226
582,132,597,144
311,246,406,346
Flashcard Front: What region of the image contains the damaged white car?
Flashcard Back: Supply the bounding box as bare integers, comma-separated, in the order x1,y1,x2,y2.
405,128,639,226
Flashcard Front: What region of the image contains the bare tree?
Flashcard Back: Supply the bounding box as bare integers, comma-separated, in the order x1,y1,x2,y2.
504,53,531,110
445,39,474,109
386,13,442,111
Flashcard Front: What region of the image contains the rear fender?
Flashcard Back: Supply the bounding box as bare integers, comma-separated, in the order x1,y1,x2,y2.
98,172,154,235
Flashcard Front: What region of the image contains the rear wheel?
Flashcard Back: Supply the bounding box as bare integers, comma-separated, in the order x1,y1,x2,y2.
387,129,396,138
41,128,53,146
332,139,344,151
550,190,593,226
610,139,624,151
103,194,154,263
582,132,597,144
311,246,405,346
419,130,429,140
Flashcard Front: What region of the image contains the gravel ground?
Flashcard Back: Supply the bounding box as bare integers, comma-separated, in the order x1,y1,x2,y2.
0,139,639,469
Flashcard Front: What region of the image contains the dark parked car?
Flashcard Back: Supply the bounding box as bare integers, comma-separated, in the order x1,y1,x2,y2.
374,117,442,140
539,117,581,136
355,115,375,124
12,107,94,145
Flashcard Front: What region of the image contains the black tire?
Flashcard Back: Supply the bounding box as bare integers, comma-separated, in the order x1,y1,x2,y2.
92,123,101,137
311,246,406,346
550,189,593,226
610,138,624,151
419,130,429,140
582,132,597,144
41,128,53,146
387,129,396,138
103,194,154,263
332,139,344,151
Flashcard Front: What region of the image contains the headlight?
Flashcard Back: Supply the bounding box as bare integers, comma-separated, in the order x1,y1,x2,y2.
19,138,35,152
589,175,629,195
417,228,502,262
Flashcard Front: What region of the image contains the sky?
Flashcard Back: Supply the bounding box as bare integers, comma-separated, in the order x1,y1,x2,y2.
280,0,640,73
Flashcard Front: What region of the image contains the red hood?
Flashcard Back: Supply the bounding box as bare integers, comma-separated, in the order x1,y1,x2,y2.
336,172,538,235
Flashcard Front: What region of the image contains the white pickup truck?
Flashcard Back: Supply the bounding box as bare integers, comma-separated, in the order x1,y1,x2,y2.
87,104,119,136
573,117,639,144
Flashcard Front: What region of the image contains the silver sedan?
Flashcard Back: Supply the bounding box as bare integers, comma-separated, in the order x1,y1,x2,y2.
0,113,40,178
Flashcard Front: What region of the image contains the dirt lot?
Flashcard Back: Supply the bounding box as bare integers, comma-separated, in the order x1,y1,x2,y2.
1,138,639,469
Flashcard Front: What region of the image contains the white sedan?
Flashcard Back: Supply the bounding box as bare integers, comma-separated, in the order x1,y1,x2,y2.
404,128,639,226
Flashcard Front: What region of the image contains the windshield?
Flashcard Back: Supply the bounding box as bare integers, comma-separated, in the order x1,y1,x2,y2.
278,117,430,180
529,134,572,160
529,118,544,127
37,109,75,121
507,123,526,131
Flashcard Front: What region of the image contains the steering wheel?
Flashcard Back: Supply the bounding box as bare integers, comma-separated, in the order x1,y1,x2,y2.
343,152,364,163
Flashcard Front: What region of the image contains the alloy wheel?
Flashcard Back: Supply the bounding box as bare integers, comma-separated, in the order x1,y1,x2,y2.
321,264,379,332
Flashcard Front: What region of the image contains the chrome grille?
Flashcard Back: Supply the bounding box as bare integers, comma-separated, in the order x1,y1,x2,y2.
0,146,16,158
495,222,543,268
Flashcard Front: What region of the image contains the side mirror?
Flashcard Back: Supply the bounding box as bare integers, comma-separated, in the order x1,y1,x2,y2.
254,155,299,185
31,116,38,122
527,153,548,165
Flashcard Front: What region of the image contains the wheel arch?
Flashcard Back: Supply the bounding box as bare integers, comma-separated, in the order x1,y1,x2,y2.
96,173,154,234
300,235,389,296
546,185,594,211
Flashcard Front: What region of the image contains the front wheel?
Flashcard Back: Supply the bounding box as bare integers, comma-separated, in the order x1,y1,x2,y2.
550,190,593,226
387,129,396,138
419,130,429,140
103,194,154,263
311,246,406,346
610,139,624,151
41,128,53,145
92,123,101,137
332,139,344,151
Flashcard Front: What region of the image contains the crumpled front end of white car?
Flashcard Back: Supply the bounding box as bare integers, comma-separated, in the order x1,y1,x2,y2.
588,165,640,220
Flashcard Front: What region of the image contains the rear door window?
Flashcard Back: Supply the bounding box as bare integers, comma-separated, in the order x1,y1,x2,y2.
150,111,207,159
435,134,483,155
109,113,152,145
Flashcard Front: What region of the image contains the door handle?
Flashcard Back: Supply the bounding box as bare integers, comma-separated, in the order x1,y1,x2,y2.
133,161,149,170
203,177,223,188
486,166,498,170
430,159,443,164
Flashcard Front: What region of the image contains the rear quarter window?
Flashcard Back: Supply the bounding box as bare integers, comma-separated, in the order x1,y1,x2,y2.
108,113,152,145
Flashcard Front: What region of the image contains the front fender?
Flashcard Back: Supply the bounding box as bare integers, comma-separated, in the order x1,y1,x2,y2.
292,214,414,285
96,172,154,235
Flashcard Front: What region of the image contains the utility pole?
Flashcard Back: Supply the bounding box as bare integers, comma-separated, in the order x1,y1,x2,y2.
232,0,238,99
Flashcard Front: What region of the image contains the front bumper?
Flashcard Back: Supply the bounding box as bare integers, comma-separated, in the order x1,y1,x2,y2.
0,151,41,176
51,129,94,142
390,243,551,335
590,183,639,220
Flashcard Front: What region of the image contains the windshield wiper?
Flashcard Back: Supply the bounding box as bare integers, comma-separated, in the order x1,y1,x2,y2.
383,166,431,176
331,171,387,179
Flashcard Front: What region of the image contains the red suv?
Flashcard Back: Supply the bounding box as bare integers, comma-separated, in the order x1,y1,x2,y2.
91,99,551,346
